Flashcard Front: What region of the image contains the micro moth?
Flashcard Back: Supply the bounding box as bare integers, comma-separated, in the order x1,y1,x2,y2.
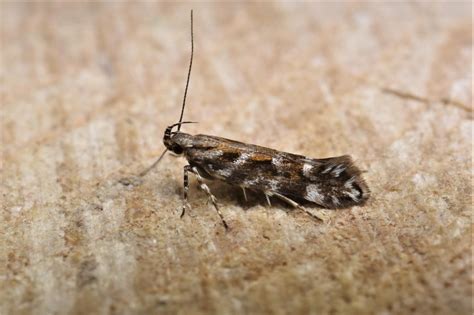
141,11,370,229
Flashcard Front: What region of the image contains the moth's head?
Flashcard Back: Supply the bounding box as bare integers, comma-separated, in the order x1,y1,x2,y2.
163,121,196,155
163,123,183,155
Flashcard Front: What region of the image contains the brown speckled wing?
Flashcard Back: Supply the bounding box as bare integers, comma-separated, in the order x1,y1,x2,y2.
183,135,369,209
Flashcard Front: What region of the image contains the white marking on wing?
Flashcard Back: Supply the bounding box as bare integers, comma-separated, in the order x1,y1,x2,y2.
268,179,280,191
216,168,232,177
272,155,285,167
302,163,313,177
306,184,324,204
321,165,333,174
331,164,346,177
243,178,260,187
234,153,251,166
344,176,356,188
343,189,360,201
205,150,224,158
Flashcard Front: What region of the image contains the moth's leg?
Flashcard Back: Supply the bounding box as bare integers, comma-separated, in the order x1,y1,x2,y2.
190,167,229,230
241,187,248,202
264,193,272,207
181,165,193,218
270,192,326,222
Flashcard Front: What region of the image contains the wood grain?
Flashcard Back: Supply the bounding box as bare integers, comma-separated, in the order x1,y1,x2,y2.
1,2,472,315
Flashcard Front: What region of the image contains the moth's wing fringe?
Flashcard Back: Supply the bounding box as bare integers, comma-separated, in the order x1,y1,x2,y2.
335,155,370,197
304,155,370,209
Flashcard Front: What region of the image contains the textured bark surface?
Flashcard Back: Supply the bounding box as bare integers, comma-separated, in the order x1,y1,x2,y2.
1,3,472,315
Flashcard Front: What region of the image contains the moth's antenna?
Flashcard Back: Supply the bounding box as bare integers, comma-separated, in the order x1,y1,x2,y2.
139,148,167,177
140,11,193,178
177,10,193,131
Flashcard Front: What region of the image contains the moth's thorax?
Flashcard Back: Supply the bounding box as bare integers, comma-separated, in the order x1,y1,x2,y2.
170,132,196,147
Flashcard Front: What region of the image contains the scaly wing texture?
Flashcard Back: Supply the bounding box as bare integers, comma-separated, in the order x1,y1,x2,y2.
185,135,369,208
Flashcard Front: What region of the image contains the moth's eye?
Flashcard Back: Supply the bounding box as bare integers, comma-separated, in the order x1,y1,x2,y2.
172,145,183,155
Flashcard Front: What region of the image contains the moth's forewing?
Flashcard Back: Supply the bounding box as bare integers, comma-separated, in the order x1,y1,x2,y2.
181,134,369,209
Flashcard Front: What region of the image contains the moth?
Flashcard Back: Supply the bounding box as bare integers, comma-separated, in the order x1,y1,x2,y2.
141,11,370,229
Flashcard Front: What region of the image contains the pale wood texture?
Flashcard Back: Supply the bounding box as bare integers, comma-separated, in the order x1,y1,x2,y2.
1,3,472,315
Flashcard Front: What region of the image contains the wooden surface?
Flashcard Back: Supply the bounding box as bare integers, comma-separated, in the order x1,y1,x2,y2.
1,2,472,315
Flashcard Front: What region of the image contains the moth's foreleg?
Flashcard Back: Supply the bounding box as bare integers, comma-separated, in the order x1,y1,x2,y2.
241,187,248,202
269,192,327,222
181,165,193,218
264,193,272,207
190,167,229,230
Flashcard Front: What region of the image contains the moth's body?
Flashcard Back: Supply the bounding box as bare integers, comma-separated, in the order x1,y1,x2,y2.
166,130,369,211
141,11,370,229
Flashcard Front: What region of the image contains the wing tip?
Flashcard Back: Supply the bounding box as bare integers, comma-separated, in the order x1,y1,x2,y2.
304,154,371,209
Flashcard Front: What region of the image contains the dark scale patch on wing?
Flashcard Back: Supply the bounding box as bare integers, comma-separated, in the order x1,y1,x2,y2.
221,151,241,162
227,156,276,186
187,148,240,179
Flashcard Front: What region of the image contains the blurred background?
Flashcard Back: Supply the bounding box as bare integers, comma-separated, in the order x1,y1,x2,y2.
1,2,472,315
